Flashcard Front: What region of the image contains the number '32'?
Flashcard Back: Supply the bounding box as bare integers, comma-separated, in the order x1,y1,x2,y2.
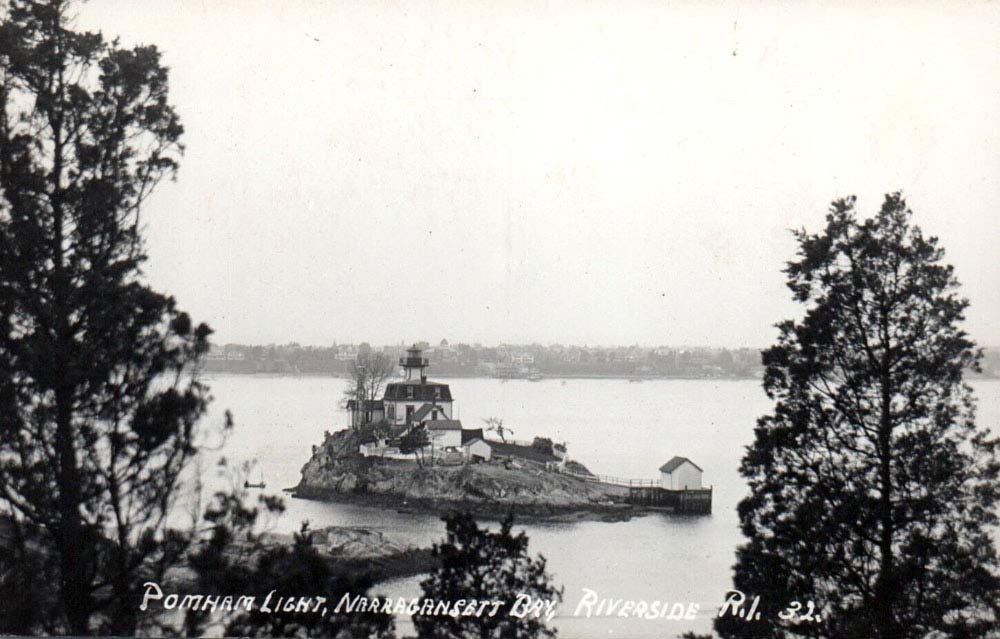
778,601,821,622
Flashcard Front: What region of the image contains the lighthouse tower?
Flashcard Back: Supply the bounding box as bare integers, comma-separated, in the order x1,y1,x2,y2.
400,345,429,381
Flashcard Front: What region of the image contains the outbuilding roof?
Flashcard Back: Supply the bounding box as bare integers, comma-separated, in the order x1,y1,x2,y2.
659,456,703,473
427,420,463,431
461,428,485,445
345,399,384,411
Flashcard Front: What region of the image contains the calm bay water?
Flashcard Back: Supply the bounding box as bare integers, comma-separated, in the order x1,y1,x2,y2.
196,375,1000,638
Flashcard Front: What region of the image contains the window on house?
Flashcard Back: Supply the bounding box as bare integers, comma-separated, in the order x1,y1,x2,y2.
406,405,414,420
387,405,395,419
434,387,441,399
407,387,414,399
432,410,439,419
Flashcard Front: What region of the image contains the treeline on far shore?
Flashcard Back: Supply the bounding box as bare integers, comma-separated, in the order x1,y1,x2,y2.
202,341,1000,379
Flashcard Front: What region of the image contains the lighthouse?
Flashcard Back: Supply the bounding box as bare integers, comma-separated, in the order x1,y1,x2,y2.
375,345,454,425
400,345,429,381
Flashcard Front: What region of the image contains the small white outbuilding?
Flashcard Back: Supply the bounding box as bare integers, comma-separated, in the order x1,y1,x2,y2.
426,420,463,448
659,456,703,490
462,438,492,462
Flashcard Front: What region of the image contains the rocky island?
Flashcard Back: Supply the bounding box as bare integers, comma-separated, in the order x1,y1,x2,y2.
294,428,633,522
291,346,656,521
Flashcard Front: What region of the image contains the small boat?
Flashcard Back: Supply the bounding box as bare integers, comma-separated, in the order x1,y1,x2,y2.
244,470,266,489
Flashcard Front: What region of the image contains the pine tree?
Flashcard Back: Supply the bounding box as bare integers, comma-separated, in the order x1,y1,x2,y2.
414,513,562,639
718,194,1000,638
0,1,210,632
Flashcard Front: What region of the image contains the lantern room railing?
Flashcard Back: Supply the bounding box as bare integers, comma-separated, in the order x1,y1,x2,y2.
400,356,429,368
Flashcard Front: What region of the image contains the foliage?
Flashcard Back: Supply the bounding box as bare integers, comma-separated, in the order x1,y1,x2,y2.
0,0,210,633
0,518,61,632
184,472,393,638
562,460,592,476
413,512,562,639
718,194,1000,639
344,351,396,427
400,425,430,468
483,417,511,443
531,437,554,455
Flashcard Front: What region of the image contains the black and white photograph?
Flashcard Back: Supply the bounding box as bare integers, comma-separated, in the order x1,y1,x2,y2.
1,1,999,637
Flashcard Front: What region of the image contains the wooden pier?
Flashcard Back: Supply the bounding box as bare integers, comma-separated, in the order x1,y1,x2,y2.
626,485,712,514
557,469,713,515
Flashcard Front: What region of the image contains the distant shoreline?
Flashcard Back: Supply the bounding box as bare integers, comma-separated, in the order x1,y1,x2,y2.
200,371,764,381
199,370,1000,381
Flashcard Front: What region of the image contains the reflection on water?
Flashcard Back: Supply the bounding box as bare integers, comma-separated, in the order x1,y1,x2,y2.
193,375,1000,638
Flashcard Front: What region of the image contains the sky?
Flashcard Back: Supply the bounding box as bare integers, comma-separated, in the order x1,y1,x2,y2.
74,0,1000,348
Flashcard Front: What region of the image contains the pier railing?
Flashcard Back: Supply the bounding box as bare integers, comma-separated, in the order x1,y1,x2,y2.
556,468,659,487
555,466,712,514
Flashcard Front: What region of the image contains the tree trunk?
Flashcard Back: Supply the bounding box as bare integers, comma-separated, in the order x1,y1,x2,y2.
55,387,89,633
50,93,90,629
111,552,137,635
873,369,896,638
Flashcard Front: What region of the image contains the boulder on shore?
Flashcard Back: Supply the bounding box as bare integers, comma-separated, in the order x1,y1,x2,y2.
258,526,410,559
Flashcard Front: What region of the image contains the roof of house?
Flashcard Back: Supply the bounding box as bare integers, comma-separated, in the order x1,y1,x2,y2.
384,381,453,402
463,437,486,447
659,456,703,473
346,399,384,411
410,403,444,423
427,420,463,431
488,440,559,464
387,422,411,438
461,428,485,445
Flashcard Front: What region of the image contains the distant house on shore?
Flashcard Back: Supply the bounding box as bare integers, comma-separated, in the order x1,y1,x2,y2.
659,457,703,490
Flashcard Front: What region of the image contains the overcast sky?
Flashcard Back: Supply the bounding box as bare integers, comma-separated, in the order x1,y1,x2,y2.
76,1,1000,348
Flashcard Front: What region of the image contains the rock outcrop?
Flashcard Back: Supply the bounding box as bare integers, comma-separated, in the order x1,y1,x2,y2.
258,526,411,559
164,525,435,590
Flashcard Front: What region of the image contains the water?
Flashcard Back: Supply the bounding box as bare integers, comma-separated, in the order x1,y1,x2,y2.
195,375,1000,638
